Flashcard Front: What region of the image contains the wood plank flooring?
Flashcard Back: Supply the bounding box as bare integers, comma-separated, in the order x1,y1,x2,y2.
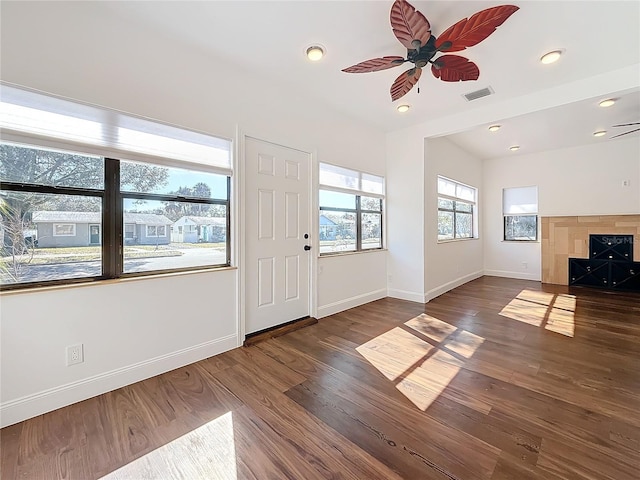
2,276,639,479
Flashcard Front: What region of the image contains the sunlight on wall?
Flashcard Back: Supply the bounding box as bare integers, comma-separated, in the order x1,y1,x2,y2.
356,314,484,411
100,411,237,480
499,289,576,337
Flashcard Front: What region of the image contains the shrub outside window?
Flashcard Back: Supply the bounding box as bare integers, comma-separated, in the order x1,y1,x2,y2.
437,176,477,241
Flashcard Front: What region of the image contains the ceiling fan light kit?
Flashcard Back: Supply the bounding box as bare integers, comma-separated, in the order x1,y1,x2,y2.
599,99,616,108
306,45,325,62
509,145,520,151
488,124,501,132
593,130,607,137
397,104,411,113
341,0,519,101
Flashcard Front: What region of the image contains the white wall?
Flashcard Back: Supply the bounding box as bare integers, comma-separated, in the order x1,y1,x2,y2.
0,2,387,426
317,250,387,318
424,137,484,300
483,137,640,280
386,127,426,302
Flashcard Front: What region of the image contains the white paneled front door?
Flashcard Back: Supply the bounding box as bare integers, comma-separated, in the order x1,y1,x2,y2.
245,137,311,335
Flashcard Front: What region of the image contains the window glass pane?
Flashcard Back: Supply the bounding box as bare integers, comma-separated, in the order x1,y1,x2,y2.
120,160,228,199
437,177,456,196
362,213,382,249
1,85,232,171
438,210,454,240
319,163,360,191
1,191,102,285
319,190,356,210
455,201,472,213
505,215,537,241
361,173,384,196
438,198,454,210
455,213,473,238
361,196,382,211
456,184,475,202
318,211,356,254
0,143,104,189
122,198,227,273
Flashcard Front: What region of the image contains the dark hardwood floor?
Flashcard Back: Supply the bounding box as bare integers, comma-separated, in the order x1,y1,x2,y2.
2,276,639,479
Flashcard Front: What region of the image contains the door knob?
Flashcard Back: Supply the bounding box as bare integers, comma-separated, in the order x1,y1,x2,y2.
304,245,311,251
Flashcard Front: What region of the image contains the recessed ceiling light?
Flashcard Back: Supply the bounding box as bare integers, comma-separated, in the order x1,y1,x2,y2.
397,104,410,113
509,145,520,151
306,45,325,62
540,50,563,64
593,130,607,137
488,124,501,132
599,98,616,108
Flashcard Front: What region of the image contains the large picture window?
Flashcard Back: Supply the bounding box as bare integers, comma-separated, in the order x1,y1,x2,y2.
503,186,538,241
319,163,384,255
0,85,232,290
437,176,477,241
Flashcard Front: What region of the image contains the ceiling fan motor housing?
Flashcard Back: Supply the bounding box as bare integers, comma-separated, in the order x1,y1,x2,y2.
408,35,440,68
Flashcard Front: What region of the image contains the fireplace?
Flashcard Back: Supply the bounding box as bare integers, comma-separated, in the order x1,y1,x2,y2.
569,235,640,291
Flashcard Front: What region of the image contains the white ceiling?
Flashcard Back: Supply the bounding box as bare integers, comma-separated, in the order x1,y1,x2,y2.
100,1,640,157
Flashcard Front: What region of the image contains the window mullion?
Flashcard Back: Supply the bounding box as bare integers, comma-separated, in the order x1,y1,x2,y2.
356,196,362,250
453,202,458,239
103,159,121,278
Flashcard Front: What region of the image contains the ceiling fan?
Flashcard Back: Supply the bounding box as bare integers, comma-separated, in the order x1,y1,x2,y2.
610,122,640,139
342,0,519,101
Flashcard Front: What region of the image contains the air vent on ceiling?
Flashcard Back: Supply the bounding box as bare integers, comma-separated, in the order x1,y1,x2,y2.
463,86,494,102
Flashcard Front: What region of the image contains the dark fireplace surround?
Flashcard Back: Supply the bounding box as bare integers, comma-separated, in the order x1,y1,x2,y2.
569,235,640,291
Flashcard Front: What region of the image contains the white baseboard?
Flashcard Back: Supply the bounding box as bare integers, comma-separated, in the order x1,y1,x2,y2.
425,270,484,302
317,288,387,318
0,334,238,428
484,269,541,281
387,288,426,304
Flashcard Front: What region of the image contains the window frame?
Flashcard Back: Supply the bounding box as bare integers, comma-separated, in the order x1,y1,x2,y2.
1,149,231,291
503,214,539,242
502,186,539,242
437,176,477,242
318,191,383,255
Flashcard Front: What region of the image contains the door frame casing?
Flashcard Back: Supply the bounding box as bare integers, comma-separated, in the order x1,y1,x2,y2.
236,128,318,346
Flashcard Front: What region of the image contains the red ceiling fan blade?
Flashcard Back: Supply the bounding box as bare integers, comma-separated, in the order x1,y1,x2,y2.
435,5,519,52
390,67,422,101
390,0,431,50
342,56,406,73
431,55,479,82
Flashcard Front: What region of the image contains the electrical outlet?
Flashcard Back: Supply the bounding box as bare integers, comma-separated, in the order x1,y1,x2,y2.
622,179,631,187
522,262,528,269
66,344,84,366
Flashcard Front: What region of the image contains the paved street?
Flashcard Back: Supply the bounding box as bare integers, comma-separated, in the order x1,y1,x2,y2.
2,248,227,284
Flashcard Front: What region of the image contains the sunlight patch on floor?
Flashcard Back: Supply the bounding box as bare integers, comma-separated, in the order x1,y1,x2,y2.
100,411,237,480
499,289,576,337
356,314,484,410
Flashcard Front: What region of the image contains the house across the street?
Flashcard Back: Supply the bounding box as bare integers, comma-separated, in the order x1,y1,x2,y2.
32,211,172,247
171,216,227,243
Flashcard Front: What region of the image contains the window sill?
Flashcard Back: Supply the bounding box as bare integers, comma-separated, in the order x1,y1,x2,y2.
437,237,479,244
502,240,540,243
319,248,387,259
0,265,237,296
